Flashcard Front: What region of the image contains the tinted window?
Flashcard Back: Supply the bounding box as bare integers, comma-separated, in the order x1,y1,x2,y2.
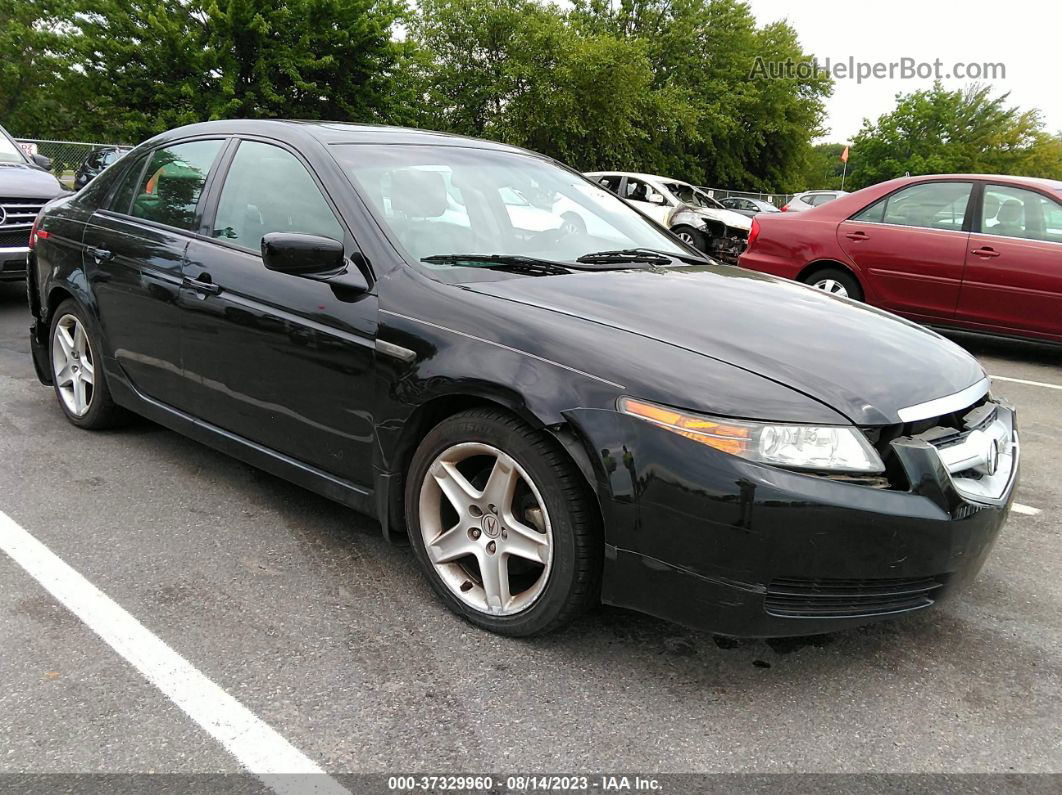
852,197,886,223
807,193,835,206
982,185,1062,244
131,140,223,230
596,175,622,194
212,141,343,251
854,182,972,230
107,153,148,214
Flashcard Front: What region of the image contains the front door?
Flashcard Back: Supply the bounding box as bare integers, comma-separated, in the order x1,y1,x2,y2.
958,183,1062,340
622,177,671,225
83,139,225,409
180,139,377,486
837,180,974,319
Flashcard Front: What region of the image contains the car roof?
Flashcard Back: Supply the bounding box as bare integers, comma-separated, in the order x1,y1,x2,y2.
586,171,692,187
143,119,532,155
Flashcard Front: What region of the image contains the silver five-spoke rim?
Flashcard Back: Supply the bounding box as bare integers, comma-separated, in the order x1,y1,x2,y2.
813,278,848,297
52,314,95,417
419,442,553,616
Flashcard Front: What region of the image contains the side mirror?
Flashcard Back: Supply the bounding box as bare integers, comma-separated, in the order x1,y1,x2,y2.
31,153,52,170
262,232,345,276
647,192,665,205
260,232,369,297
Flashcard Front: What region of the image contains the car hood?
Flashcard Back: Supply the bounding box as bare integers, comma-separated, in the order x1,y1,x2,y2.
464,265,984,425
689,206,752,231
0,162,64,198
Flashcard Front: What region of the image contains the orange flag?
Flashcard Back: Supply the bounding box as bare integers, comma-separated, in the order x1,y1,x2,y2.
840,146,850,163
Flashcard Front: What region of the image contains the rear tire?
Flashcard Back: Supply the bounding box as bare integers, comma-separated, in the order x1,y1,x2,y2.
803,267,863,301
48,299,125,429
405,408,602,636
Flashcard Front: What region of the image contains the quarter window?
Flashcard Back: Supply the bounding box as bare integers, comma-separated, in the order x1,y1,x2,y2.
130,140,224,230
211,141,344,251
982,185,1062,244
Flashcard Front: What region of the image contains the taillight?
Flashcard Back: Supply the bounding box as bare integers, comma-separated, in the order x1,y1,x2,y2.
747,217,761,249
28,215,48,248
780,203,790,212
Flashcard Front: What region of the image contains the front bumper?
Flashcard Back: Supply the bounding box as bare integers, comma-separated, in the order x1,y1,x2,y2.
0,246,29,281
565,404,1017,637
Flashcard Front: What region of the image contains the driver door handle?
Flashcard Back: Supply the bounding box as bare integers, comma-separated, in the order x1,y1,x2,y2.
183,274,221,295
844,230,869,241
971,246,1000,258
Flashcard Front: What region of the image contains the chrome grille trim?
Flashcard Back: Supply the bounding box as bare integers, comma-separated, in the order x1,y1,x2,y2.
896,377,990,423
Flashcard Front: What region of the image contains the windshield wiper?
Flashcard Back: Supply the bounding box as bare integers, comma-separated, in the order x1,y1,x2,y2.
422,253,572,276
576,248,707,266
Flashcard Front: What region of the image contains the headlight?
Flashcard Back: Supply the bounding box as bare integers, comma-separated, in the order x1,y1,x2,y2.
619,397,884,474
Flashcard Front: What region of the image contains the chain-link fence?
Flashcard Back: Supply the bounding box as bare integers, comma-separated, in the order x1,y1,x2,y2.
15,139,132,190
699,186,795,209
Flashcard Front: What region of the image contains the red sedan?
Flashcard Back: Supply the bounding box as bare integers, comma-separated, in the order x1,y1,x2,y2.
738,174,1062,344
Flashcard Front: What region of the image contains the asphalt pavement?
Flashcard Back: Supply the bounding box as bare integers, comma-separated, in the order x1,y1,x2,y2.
1,281,1060,780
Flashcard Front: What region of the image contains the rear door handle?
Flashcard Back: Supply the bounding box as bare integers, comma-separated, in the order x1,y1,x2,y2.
844,230,869,241
86,246,113,263
971,246,1000,258
183,274,221,295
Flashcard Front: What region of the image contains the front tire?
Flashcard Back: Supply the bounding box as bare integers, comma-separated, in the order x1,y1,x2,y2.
405,408,601,636
49,299,125,429
672,225,706,252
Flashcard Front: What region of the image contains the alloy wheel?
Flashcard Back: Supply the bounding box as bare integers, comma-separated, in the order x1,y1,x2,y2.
51,314,95,417
813,278,849,297
418,442,553,616
677,231,695,244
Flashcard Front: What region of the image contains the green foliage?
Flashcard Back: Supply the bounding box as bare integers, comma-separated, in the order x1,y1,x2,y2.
0,0,81,137
802,143,848,191
848,84,1062,189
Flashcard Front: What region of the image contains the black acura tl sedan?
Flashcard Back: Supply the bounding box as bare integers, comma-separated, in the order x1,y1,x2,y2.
26,120,1018,637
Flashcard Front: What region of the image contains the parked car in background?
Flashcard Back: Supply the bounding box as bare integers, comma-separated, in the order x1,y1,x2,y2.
719,196,782,217
782,190,849,212
73,146,132,190
587,171,751,263
28,120,1015,639
0,123,65,282
739,174,1062,344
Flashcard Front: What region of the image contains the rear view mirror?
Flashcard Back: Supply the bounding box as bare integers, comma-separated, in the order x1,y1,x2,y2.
262,232,345,276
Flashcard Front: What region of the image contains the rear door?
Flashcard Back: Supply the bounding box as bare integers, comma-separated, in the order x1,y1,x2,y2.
836,181,974,319
957,183,1062,340
83,138,225,408
180,137,377,486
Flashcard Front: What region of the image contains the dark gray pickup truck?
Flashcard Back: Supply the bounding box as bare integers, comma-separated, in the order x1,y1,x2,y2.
0,124,65,282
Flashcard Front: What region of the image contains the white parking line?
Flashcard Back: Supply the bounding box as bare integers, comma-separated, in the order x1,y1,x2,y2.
1011,503,1043,516
0,510,348,795
990,375,1062,391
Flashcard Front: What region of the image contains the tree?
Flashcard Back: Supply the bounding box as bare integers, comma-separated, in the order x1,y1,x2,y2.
848,83,1062,189
69,0,412,143
0,0,80,137
568,0,832,191
801,142,848,191
409,0,692,171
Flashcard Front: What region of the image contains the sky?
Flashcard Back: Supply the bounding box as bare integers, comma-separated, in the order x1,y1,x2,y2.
745,0,1060,144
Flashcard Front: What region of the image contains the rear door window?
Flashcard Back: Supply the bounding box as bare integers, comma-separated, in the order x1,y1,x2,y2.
852,182,972,230
982,184,1062,243
130,140,224,230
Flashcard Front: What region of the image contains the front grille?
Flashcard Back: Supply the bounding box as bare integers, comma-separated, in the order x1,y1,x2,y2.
765,575,945,618
0,228,29,248
0,197,47,230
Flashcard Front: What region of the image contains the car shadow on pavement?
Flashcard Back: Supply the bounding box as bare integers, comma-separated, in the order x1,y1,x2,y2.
941,329,1062,367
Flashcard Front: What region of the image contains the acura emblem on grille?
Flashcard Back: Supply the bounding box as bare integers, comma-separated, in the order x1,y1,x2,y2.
985,439,1000,476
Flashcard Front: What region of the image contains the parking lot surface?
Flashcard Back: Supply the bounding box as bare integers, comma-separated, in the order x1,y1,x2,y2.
1,281,1060,776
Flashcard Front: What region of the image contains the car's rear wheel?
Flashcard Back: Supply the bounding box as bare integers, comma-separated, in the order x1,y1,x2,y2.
49,299,124,429
405,408,601,636
804,267,863,301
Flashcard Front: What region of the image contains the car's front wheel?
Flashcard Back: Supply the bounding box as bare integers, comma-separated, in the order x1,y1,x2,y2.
49,299,124,429
405,408,601,636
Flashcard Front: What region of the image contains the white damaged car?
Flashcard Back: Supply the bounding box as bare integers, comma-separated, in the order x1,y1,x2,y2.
587,171,751,263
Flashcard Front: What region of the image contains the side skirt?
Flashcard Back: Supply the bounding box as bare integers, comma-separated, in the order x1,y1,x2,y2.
108,377,377,519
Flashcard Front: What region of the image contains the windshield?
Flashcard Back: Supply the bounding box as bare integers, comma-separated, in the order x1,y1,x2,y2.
666,182,724,210
0,132,27,164
331,144,688,279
